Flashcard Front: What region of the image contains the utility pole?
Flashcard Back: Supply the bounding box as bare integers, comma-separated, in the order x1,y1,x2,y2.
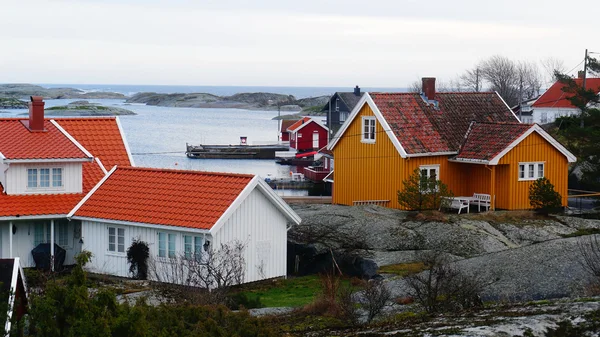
475,68,480,92
277,103,281,143
518,73,523,122
581,49,588,128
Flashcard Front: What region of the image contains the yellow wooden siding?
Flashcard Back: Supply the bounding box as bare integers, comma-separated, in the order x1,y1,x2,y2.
497,131,569,209
495,165,511,209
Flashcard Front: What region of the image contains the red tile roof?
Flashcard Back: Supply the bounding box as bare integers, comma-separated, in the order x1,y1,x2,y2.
370,92,518,155
532,78,600,108
0,193,84,218
287,117,312,132
280,119,298,133
454,122,532,162
0,119,89,160
56,118,132,168
74,167,255,230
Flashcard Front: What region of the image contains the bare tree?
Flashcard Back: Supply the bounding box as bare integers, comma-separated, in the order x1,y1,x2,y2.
480,55,519,105
460,67,484,92
516,60,542,101
578,235,600,290
541,57,566,85
408,80,421,93
360,279,391,323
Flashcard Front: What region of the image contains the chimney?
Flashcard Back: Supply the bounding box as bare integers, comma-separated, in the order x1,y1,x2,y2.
422,77,436,101
578,71,585,79
354,85,361,96
27,96,45,132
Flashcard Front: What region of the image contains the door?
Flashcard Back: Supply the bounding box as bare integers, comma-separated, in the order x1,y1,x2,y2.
313,131,319,149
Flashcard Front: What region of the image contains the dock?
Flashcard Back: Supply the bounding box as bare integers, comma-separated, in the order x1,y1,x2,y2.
282,196,332,204
186,142,289,159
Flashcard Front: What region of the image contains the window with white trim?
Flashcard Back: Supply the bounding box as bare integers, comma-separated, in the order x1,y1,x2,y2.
26,167,64,190
362,116,376,142
419,165,440,191
158,232,176,258
184,235,203,260
518,162,544,181
108,227,125,253
33,220,69,247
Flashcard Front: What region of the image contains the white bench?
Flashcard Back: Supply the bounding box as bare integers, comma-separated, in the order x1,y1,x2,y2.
441,197,470,214
470,193,491,212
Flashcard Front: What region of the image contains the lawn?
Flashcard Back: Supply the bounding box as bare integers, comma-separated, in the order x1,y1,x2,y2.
236,275,358,308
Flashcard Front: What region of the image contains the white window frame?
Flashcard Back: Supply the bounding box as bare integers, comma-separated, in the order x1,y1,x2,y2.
361,116,376,143
183,235,203,260
518,162,545,181
107,226,126,254
419,165,440,192
158,232,177,258
26,166,64,191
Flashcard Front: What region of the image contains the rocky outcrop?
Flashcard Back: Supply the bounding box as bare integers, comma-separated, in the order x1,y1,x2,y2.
126,91,329,112
0,84,126,99
41,101,136,116
0,97,28,109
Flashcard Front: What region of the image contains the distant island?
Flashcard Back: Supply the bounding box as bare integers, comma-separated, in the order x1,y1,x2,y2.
0,83,126,100
126,92,329,112
43,101,136,116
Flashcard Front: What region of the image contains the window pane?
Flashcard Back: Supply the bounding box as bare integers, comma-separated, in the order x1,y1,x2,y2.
528,164,535,178
34,223,45,246
538,164,544,178
158,233,166,257
39,169,50,187
52,168,63,187
58,222,68,246
28,169,37,188
519,165,525,179
117,229,125,253
168,234,176,258
108,227,115,251
430,169,437,180
194,237,202,258
184,236,192,259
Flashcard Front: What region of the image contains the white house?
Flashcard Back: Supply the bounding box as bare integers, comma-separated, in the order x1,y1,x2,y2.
0,97,300,285
528,77,600,124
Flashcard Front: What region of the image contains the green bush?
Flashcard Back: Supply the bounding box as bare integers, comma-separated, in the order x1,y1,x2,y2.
126,239,149,280
398,168,454,211
529,177,562,215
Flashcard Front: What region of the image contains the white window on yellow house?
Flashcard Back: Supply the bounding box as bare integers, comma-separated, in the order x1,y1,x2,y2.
518,162,544,181
362,116,376,143
419,165,440,191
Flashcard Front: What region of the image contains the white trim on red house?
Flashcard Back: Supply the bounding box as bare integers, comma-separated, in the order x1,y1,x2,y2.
50,119,94,159
327,93,409,158
67,165,118,218
115,117,135,166
209,175,301,235
488,124,576,165
288,118,329,134
495,91,522,123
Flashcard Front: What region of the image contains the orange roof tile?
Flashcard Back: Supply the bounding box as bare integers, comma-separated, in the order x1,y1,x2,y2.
0,193,84,218
533,78,600,108
0,119,89,160
55,118,132,168
280,119,299,133
454,122,532,162
287,117,312,132
74,167,254,230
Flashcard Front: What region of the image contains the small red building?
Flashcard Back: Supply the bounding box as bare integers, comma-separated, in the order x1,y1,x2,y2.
287,117,329,151
280,119,297,142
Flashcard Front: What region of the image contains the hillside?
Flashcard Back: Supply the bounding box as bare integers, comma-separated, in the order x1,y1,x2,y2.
0,83,126,99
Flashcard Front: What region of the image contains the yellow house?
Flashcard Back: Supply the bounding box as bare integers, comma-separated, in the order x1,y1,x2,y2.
327,78,576,210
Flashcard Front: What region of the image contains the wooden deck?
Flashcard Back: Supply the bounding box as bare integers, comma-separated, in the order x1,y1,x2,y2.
282,196,332,204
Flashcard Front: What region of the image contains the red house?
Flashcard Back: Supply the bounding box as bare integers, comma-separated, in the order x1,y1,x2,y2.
280,119,297,142
287,117,329,151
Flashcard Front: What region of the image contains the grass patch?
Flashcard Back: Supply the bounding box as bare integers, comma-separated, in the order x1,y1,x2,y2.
406,210,450,223
378,262,427,277
235,275,358,308
561,228,600,238
464,210,552,225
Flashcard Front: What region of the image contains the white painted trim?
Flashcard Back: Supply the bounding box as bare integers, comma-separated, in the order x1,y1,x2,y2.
289,118,329,134
327,93,408,158
407,151,458,158
448,158,490,165
95,157,108,175
4,158,92,164
495,91,522,123
68,165,117,218
0,214,67,221
115,117,135,166
0,151,5,160
517,162,545,181
488,124,577,165
4,257,20,335
50,119,94,158
72,216,211,234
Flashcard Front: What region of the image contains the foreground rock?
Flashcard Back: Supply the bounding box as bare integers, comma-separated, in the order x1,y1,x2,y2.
0,83,126,99
41,101,136,116
126,91,329,112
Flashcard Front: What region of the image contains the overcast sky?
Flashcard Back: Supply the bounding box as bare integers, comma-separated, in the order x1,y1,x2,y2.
0,0,596,87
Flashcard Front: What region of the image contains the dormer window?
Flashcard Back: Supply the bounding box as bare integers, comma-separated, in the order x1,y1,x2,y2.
27,167,64,190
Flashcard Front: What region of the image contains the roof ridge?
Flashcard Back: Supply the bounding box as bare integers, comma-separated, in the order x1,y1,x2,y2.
117,166,256,178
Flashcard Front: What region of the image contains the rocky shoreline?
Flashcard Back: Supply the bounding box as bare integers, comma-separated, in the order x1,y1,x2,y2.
0,83,126,100
40,100,136,116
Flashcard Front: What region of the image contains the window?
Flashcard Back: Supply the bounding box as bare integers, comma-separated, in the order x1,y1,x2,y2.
158,232,176,258
340,112,348,122
34,223,47,246
184,235,203,260
419,165,440,191
57,222,68,247
33,221,68,247
108,227,125,253
26,167,64,189
518,162,544,181
540,112,548,124
362,117,376,142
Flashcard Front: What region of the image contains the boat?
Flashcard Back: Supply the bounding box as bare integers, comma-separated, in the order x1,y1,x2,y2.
186,138,289,159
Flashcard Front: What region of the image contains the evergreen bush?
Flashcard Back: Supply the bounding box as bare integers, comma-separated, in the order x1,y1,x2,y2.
529,177,562,215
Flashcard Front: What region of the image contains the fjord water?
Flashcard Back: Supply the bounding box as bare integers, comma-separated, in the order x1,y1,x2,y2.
3,98,306,194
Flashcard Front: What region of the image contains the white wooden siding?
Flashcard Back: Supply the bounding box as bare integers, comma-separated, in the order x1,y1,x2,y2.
0,220,81,268
213,187,288,283
4,162,82,195
532,107,580,124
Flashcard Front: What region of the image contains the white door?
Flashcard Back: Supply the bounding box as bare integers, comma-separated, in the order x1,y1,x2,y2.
313,131,319,149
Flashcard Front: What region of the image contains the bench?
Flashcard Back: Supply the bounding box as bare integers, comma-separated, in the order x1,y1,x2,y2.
470,193,491,212
441,197,470,214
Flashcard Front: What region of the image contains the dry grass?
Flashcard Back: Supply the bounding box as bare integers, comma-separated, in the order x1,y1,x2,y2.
464,210,552,225
378,262,427,277
407,210,450,223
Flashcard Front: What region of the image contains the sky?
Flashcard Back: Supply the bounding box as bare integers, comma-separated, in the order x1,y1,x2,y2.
0,0,596,87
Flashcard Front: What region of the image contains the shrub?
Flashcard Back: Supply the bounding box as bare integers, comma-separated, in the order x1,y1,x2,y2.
529,177,562,215
398,168,454,211
127,239,150,280
360,279,391,323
